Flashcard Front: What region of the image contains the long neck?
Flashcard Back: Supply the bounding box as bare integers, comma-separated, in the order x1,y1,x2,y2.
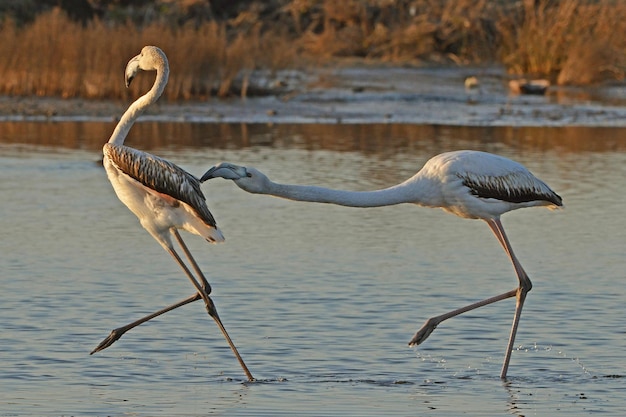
108,66,169,145
262,177,430,207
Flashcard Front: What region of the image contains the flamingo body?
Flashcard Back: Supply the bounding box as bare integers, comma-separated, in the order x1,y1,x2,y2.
202,149,562,379
103,143,223,248
202,150,562,217
93,46,253,381
410,150,562,219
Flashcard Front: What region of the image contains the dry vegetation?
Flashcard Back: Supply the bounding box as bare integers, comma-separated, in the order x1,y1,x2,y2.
0,8,296,99
0,0,624,100
498,0,626,84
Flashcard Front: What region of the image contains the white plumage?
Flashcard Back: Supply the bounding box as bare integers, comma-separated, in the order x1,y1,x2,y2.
202,149,562,379
103,143,223,246
94,46,253,382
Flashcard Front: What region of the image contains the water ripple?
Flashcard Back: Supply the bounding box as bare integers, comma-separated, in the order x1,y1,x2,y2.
1,124,625,416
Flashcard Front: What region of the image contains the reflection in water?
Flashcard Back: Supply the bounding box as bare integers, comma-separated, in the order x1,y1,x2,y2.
1,121,626,155
1,122,625,416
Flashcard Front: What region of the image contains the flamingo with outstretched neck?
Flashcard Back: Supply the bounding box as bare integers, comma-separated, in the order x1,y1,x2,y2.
201,151,562,379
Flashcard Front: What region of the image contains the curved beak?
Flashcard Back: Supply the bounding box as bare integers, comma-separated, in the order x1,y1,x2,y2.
200,163,249,182
125,54,141,88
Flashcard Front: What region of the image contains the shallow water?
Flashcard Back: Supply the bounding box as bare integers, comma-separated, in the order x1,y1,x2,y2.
1,122,625,416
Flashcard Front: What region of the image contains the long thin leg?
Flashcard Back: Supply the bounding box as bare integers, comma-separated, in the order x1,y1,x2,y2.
408,288,518,346
92,232,253,381
174,230,211,293
91,231,214,354
166,237,255,382
486,218,532,379
409,217,531,379
90,292,202,354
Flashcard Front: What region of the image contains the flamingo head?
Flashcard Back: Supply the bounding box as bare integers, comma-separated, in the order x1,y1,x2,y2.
125,45,168,88
201,162,269,194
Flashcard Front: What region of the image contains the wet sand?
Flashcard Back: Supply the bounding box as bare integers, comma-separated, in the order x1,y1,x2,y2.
1,65,625,126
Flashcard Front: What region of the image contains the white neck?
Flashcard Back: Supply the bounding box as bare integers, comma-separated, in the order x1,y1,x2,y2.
260,175,438,208
108,66,169,146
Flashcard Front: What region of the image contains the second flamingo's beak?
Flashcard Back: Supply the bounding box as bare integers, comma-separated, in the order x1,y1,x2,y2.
200,163,250,182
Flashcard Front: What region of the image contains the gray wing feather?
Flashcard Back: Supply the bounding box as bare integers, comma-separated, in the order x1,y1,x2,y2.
459,172,562,206
104,143,217,227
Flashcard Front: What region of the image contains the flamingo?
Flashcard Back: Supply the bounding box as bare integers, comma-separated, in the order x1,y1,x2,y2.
201,150,563,378
93,45,253,381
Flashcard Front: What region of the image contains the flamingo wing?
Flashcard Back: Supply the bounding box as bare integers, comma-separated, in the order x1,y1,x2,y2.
104,143,217,227
459,171,562,206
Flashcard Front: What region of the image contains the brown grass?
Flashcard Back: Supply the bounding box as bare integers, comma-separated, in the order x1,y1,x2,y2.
497,0,626,84
0,7,298,100
0,1,624,101
297,0,497,63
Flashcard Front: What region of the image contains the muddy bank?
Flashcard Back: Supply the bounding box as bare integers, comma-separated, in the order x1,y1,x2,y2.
1,66,625,127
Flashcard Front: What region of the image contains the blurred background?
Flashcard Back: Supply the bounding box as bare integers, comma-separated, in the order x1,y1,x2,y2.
1,1,626,416
0,0,624,101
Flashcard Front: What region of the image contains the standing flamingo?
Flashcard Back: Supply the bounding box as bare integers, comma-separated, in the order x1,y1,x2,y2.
201,150,562,378
93,45,253,381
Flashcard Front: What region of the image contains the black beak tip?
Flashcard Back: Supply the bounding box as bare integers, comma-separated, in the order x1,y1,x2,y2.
200,167,216,183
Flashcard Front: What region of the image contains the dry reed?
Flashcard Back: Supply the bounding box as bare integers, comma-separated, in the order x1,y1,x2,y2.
497,0,626,84
0,7,297,100
0,1,624,101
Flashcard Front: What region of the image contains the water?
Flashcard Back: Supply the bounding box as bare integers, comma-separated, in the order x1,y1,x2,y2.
1,122,625,416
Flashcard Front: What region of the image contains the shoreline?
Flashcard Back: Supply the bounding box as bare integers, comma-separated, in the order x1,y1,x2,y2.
1,65,625,127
